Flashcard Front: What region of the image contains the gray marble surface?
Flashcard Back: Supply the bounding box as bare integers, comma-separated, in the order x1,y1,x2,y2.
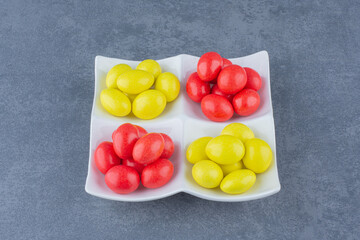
0,0,359,239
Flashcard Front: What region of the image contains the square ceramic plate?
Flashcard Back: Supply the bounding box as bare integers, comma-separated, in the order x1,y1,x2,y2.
85,51,281,202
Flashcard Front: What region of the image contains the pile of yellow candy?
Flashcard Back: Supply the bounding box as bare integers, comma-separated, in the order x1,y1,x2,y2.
187,123,273,194
100,59,180,119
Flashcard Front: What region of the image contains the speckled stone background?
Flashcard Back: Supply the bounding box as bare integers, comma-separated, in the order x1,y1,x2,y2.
0,0,359,239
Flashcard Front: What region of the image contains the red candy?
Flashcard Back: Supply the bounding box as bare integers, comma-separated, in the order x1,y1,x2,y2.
185,52,263,121
112,123,139,159
197,52,223,82
244,67,262,91
201,94,234,122
160,133,174,159
232,89,260,116
95,123,176,194
222,58,232,68
186,72,211,102
94,141,121,174
122,158,146,174
132,133,165,165
211,84,234,102
217,65,247,94
134,125,148,137
141,159,174,188
105,165,140,194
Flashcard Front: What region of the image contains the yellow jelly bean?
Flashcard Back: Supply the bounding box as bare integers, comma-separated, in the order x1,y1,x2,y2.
192,160,223,188
205,135,245,165
123,92,137,102
220,169,256,194
155,72,180,102
100,88,131,116
186,137,213,164
219,161,244,176
136,59,162,79
221,123,254,144
117,70,154,94
243,138,273,173
132,90,166,119
106,64,132,89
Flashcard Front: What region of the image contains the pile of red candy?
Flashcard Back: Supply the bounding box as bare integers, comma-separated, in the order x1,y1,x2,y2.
94,123,174,194
186,52,263,122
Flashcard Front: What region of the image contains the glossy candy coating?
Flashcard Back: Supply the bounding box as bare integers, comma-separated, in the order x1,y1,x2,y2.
94,141,121,174
217,65,247,94
197,52,223,82
136,59,162,79
220,169,256,194
232,89,260,116
201,94,233,122
186,72,211,102
117,69,154,94
112,123,139,159
192,160,223,188
221,123,255,143
242,138,272,173
186,137,213,164
159,133,175,159
105,165,140,194
205,135,245,165
244,67,262,91
100,89,131,116
106,64,132,89
132,90,167,119
132,133,165,165
155,72,180,102
141,159,174,188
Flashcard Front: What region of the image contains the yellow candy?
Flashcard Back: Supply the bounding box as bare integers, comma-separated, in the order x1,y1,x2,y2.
105,64,132,89
123,92,137,102
205,135,245,165
136,59,162,79
221,123,254,144
100,89,131,116
132,90,166,119
219,161,244,176
155,72,180,102
243,138,273,173
192,160,223,188
117,70,154,94
186,137,213,164
220,169,256,194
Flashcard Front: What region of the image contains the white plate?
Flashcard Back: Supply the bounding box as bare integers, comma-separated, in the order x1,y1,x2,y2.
85,51,281,202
